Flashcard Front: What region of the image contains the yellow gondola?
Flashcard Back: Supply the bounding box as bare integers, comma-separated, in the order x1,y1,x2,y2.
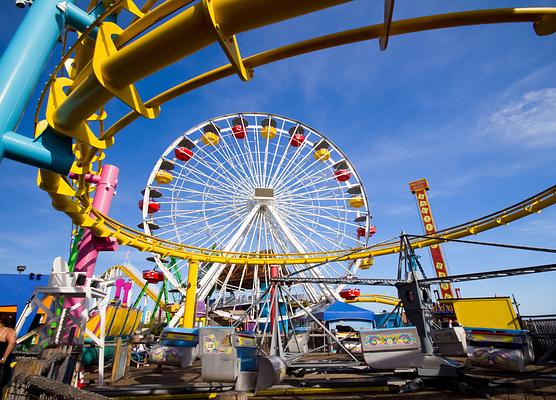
261,126,277,139
202,131,220,146
314,148,330,161
359,256,374,270
349,196,364,208
155,170,173,184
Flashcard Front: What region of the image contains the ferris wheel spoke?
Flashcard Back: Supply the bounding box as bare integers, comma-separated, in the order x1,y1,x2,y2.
172,167,244,198
284,202,359,215
262,215,322,302
172,153,237,191
253,118,264,188
221,116,259,183
274,148,343,192
155,202,241,217
189,140,255,192
158,208,247,242
201,127,258,190
268,127,314,189
282,183,351,200
277,165,341,197
291,207,359,231
197,205,262,301
162,184,238,201
270,129,323,189
160,202,247,225
266,205,336,300
266,125,295,188
283,211,354,250
174,156,251,198
237,117,261,187
150,185,230,200
284,218,348,261
290,211,354,244
265,119,290,187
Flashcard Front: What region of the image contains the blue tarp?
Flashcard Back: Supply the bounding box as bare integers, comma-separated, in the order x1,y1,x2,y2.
312,301,375,322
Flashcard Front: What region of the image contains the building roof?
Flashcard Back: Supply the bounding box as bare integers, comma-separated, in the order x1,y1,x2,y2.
312,300,375,322
0,273,49,310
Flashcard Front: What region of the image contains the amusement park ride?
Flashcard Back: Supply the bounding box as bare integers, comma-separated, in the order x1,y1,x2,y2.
0,0,555,395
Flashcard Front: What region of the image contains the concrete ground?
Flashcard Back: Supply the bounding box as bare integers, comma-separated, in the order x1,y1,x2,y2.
87,362,556,399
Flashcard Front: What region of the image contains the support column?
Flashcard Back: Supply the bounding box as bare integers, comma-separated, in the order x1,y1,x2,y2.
269,265,279,334
0,0,72,135
63,164,119,343
183,260,199,328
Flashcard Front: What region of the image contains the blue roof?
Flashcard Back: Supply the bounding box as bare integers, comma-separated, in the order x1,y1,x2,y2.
312,301,375,322
0,274,50,334
0,273,49,310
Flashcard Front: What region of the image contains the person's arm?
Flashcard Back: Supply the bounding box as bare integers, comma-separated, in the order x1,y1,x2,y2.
0,330,16,364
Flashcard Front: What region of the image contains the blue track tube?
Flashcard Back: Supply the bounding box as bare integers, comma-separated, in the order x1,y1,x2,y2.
0,0,77,171
0,0,74,134
59,2,98,38
2,129,73,173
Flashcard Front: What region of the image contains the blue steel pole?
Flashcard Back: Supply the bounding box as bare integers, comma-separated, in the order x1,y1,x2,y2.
61,2,99,38
0,0,74,134
0,0,78,173
0,0,115,173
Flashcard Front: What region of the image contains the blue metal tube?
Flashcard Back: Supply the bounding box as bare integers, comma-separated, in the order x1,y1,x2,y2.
0,0,77,171
63,2,98,38
2,129,73,173
0,0,74,135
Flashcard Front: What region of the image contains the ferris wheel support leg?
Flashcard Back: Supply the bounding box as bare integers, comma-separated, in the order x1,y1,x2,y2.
197,204,260,301
183,260,199,328
267,204,337,302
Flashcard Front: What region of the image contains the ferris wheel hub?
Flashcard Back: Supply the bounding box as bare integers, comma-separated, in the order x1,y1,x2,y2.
253,187,275,206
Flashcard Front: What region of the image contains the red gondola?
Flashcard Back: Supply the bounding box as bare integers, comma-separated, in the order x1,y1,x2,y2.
138,200,160,214
339,288,361,300
175,147,193,161
334,169,351,182
357,225,377,238
290,133,305,147
232,124,247,139
142,270,165,284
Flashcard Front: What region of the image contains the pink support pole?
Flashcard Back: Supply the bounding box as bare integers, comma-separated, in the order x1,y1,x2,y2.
270,265,279,334
122,282,132,304
114,278,125,300
63,165,119,344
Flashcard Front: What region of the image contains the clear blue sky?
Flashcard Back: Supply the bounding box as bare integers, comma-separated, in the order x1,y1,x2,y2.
0,1,555,314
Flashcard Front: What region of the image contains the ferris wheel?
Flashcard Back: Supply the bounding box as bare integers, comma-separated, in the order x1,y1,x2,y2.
140,113,374,315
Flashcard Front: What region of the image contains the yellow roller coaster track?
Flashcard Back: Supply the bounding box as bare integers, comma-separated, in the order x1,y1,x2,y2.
36,2,556,265
345,295,401,307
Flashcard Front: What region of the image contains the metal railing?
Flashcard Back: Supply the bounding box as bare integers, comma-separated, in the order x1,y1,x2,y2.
521,314,556,362
6,375,110,400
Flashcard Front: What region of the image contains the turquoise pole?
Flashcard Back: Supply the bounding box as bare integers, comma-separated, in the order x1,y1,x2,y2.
0,0,73,134
2,130,74,172
0,0,75,171
62,2,99,38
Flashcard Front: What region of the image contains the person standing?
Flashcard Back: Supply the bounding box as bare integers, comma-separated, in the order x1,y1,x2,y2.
0,319,17,391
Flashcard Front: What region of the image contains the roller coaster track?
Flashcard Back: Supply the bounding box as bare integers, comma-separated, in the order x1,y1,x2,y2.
35,2,556,264
345,295,400,307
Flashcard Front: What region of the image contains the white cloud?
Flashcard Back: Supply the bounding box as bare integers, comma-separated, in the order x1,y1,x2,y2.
513,217,556,237
484,88,556,147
